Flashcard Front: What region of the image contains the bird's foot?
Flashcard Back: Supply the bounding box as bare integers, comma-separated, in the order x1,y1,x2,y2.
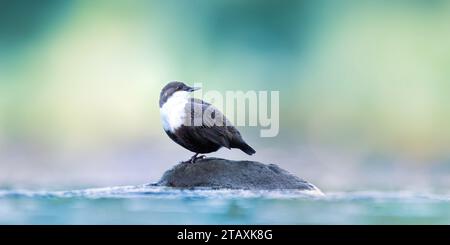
183,154,205,164
193,154,206,162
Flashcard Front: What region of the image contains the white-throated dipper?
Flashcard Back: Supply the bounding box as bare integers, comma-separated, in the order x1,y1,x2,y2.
159,81,256,163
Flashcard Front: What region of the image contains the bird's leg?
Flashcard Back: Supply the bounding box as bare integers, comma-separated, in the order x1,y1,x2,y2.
189,153,199,164
185,153,206,164
182,153,198,164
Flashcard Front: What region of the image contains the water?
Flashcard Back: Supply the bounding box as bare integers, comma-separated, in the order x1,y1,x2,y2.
0,185,449,224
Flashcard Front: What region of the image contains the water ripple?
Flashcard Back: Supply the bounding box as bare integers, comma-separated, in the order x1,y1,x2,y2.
1,185,450,202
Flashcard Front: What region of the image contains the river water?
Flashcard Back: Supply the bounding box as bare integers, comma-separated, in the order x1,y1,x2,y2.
1,185,449,224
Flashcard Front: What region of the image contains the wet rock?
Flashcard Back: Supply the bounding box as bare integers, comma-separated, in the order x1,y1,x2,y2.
155,157,321,192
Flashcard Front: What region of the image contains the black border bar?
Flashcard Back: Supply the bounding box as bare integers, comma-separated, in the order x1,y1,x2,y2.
0,225,449,242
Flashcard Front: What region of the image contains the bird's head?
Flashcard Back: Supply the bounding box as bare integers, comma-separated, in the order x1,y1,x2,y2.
159,81,200,107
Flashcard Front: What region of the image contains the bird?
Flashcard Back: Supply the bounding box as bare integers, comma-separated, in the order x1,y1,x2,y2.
159,81,256,163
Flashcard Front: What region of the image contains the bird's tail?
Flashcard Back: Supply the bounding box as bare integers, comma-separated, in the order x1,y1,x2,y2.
237,142,256,155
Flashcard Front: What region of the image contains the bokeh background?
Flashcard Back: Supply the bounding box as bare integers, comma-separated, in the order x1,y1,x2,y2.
1,0,449,191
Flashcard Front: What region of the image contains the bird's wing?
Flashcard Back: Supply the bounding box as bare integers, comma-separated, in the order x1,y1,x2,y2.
184,98,241,149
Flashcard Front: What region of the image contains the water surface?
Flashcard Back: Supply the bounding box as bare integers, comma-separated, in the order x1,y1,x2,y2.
0,185,449,224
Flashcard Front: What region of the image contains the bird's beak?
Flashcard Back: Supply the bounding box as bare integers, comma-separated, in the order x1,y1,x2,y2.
188,86,201,92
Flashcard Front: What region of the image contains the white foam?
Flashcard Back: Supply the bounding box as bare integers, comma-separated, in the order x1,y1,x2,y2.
0,185,325,199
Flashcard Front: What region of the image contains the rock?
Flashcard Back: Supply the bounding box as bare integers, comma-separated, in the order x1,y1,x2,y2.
155,157,321,192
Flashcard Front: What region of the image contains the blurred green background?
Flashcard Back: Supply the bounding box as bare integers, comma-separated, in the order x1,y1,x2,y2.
1,0,449,191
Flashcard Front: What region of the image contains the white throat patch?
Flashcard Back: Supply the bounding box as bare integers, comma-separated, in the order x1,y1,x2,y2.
160,91,190,132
